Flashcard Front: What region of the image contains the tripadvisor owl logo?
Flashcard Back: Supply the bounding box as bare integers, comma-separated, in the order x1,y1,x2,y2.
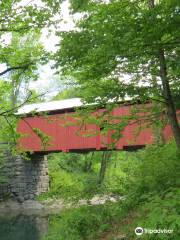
135,227,144,235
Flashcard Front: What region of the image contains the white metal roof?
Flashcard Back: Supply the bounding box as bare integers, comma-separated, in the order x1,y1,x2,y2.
16,96,133,115
16,98,83,115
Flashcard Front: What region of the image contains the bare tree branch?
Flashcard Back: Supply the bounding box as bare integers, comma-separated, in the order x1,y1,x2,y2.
0,64,32,76
3,115,16,144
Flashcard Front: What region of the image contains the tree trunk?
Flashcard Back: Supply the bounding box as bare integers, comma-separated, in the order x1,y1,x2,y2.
158,48,180,150
11,78,16,108
148,0,155,8
84,152,93,172
148,0,180,150
98,151,111,185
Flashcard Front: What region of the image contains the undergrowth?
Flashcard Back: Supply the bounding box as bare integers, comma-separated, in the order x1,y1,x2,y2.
42,142,180,240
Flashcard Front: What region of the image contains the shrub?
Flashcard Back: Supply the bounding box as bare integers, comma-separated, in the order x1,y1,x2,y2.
44,203,124,240
121,142,180,204
125,187,180,240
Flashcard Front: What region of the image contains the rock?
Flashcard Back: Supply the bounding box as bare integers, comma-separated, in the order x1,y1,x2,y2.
22,200,44,210
114,234,126,240
0,200,20,214
90,195,108,205
24,194,30,201
78,199,88,205
17,196,25,203
0,194,124,217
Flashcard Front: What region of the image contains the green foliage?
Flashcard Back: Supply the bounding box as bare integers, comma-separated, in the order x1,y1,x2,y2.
56,0,180,101
42,142,180,239
32,128,52,150
39,141,180,203
104,151,128,195
139,188,180,240
53,87,80,100
55,0,180,150
0,0,62,155
0,31,47,153
121,188,180,240
121,142,180,205
38,152,105,200
0,0,61,36
105,142,179,239
39,167,85,201
44,203,124,240
38,150,131,201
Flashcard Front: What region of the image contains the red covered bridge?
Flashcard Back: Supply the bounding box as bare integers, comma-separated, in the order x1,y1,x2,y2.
16,98,177,153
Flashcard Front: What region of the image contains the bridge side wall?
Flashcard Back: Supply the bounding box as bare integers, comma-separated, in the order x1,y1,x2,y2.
0,152,49,202
17,106,180,153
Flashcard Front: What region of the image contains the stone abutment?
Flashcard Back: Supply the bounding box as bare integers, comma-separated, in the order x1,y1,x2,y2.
0,152,49,202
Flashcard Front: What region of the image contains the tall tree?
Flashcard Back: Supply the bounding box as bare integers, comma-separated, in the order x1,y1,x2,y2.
0,0,62,147
0,0,62,77
0,32,46,146
1,32,46,107
55,0,180,150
